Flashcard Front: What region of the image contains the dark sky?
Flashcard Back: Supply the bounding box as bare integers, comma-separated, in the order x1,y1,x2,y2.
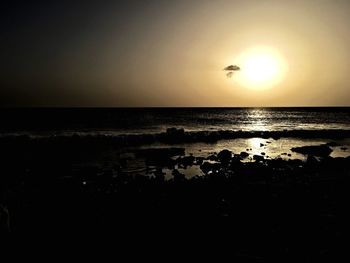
2,0,350,107
2,0,168,106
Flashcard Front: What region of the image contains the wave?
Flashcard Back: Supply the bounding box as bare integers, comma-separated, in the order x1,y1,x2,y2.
1,128,350,146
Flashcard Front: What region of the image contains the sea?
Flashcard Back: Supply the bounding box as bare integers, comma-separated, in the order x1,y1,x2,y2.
1,107,350,180
1,107,350,137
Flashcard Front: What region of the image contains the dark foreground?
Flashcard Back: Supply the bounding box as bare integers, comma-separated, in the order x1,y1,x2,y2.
0,135,347,260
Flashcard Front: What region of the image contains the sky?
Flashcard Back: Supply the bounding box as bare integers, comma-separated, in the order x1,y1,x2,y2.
1,0,350,107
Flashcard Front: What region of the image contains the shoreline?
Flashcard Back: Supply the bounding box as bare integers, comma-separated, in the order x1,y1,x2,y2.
0,127,347,259
1,128,350,146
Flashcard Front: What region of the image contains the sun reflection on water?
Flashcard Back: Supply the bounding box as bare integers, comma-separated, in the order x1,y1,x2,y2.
249,137,264,149
247,137,269,157
246,109,271,131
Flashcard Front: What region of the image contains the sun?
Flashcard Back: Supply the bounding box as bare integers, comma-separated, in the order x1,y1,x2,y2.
234,46,289,89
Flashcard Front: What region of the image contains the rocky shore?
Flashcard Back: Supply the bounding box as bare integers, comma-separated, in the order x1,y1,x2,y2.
0,131,348,259
2,128,350,147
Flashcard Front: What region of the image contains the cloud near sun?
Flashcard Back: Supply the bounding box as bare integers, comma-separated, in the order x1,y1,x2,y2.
224,65,241,78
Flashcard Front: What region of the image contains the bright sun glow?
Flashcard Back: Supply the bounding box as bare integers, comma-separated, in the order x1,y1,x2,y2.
234,46,289,89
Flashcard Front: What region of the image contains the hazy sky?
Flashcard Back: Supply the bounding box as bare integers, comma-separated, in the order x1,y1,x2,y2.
2,0,350,107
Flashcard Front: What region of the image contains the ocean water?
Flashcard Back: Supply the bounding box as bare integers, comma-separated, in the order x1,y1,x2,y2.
1,107,350,136
1,108,349,180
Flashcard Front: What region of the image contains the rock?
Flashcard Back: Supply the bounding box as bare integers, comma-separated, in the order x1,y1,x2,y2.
253,155,265,162
172,169,185,181
326,141,340,147
261,152,266,156
136,147,185,158
136,147,184,166
217,150,232,164
0,205,10,233
306,155,321,166
154,168,165,181
288,154,292,157
288,158,304,167
260,143,265,147
200,162,220,174
240,152,250,159
206,154,218,161
291,145,333,157
195,157,205,165
200,162,212,173
177,155,195,167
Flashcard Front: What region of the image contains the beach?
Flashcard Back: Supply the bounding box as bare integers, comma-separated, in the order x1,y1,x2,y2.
0,108,348,259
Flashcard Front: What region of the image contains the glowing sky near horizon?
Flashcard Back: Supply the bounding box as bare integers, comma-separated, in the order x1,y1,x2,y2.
1,0,350,106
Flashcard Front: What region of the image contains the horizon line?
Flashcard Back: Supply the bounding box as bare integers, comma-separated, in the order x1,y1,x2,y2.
1,106,350,109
